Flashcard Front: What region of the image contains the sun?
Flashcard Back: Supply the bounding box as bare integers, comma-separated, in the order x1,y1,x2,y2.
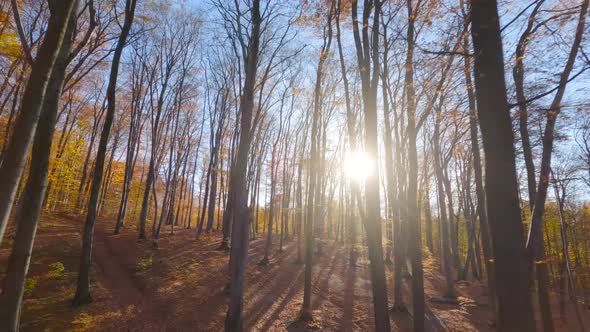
343,150,373,182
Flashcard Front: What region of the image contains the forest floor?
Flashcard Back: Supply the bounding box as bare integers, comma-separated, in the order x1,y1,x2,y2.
0,213,587,331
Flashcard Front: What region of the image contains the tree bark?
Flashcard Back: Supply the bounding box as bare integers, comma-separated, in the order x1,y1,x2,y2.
0,0,76,247
433,106,455,298
0,4,77,328
469,0,536,330
512,1,544,208
552,177,586,331
403,1,425,330
225,1,261,330
459,0,495,308
351,1,391,330
524,2,588,331
73,0,137,305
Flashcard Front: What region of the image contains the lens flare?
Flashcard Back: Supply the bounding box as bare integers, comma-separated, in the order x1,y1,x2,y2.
343,150,373,182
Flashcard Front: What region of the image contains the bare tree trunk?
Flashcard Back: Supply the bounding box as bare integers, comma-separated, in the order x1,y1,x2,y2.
206,169,219,232
187,113,205,229
0,5,77,328
525,2,588,331
350,0,391,329
261,114,285,263
295,131,306,264
73,0,137,305
98,133,120,215
459,0,495,310
433,107,455,298
335,0,361,268
0,79,23,161
225,1,261,330
403,2,425,329
301,2,335,320
260,146,277,264
0,0,76,247
380,15,396,268
552,175,586,331
138,68,173,240
219,123,241,249
77,111,103,212
115,58,145,233
469,0,535,330
514,4,544,208
206,109,226,233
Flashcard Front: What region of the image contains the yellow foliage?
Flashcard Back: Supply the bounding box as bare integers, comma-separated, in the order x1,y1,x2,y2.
135,255,154,272
71,312,97,331
47,262,65,279
24,278,37,296
0,9,22,59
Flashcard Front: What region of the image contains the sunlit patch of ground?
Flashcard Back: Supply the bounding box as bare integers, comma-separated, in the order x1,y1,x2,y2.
0,214,123,332
2,213,587,331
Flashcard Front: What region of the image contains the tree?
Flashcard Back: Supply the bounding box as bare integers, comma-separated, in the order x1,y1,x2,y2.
224,0,261,329
0,1,78,329
301,0,335,319
551,162,586,331
114,52,148,234
402,0,423,329
459,0,494,309
136,12,190,240
524,2,588,330
0,0,76,247
350,0,391,330
469,0,536,330
73,0,137,305
260,86,288,265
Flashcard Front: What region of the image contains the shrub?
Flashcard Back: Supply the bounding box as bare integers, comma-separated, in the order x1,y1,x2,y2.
135,256,153,272
24,278,37,296
47,262,65,279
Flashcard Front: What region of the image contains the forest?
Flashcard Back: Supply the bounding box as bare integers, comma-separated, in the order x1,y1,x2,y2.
0,0,590,331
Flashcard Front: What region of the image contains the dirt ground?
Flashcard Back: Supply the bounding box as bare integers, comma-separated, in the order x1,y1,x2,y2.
0,213,587,331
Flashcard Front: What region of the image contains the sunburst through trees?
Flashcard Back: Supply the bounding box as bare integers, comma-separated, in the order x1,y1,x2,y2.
0,1,590,331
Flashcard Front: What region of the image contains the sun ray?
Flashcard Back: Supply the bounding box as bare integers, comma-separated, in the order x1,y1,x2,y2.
343,149,373,182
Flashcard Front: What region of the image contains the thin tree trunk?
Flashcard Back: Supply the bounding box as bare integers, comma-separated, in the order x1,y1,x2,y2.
525,2,588,331
433,108,455,298
225,1,261,329
553,177,586,331
72,0,137,305
301,2,334,319
403,2,425,329
512,0,544,208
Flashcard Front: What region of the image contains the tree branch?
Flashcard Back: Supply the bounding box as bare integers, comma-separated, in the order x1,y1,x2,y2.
10,0,34,64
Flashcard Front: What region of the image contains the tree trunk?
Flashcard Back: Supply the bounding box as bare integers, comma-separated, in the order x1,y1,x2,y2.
403,2,425,329
469,0,536,330
553,177,586,331
433,108,455,298
115,72,143,233
512,0,544,208
73,0,137,305
0,6,77,328
524,2,588,331
225,1,261,330
0,0,76,247
459,0,495,308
